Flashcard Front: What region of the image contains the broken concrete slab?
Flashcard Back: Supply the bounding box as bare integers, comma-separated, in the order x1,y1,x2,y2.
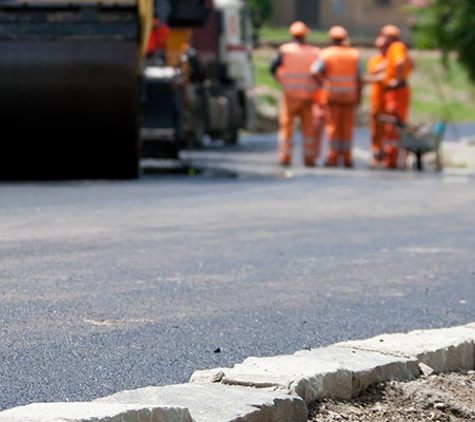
466,322,475,330
95,382,308,422
190,347,419,403
333,325,475,374
0,402,191,422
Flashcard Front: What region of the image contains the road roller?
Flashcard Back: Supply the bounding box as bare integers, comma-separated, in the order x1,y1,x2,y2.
0,0,152,179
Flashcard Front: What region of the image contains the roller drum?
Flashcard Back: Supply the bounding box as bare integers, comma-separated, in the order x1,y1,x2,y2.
0,4,141,179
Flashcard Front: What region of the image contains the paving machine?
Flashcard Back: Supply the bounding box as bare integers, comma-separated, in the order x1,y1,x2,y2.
140,0,255,159
0,0,152,179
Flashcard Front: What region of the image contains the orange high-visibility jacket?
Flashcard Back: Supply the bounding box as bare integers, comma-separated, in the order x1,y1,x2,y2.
276,42,320,100
367,53,386,113
385,41,411,85
320,46,360,104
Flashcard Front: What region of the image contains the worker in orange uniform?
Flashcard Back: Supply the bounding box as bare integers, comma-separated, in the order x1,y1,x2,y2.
146,18,171,60
270,21,321,167
310,26,362,168
311,79,326,166
364,34,389,168
379,24,412,169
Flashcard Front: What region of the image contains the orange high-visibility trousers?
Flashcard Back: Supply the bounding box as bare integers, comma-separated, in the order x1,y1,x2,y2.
370,109,385,164
325,103,356,167
383,85,410,168
278,94,315,165
310,102,325,164
367,53,385,165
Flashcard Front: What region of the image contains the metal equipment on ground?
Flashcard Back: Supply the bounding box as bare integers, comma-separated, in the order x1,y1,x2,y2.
398,121,445,171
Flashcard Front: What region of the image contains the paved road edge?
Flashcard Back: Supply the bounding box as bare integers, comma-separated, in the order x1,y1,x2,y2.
1,322,474,422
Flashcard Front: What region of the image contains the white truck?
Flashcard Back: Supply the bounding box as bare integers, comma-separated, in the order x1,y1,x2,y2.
140,0,255,159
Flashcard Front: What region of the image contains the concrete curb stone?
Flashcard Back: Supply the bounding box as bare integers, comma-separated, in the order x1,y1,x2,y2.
332,325,475,374
95,382,308,422
1,323,474,422
0,402,192,422
190,347,420,403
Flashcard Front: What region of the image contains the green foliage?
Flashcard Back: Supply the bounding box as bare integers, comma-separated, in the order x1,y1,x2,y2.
253,57,280,90
247,0,273,40
410,0,475,84
248,0,273,24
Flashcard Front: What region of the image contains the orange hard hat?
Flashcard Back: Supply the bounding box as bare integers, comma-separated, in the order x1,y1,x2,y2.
380,24,401,39
289,21,309,38
328,25,348,40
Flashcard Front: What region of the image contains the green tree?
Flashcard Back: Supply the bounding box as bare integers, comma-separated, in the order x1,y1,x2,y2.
410,0,475,84
247,0,273,42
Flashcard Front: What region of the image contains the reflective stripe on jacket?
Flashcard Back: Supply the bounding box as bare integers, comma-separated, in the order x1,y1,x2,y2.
276,42,320,100
321,46,360,104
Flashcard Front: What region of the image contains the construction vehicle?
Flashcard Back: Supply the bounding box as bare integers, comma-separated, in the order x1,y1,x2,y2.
140,0,255,159
0,0,153,179
0,0,253,179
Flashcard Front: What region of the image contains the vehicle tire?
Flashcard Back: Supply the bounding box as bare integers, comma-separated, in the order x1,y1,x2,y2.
186,87,208,148
191,110,207,148
186,103,207,148
223,86,240,145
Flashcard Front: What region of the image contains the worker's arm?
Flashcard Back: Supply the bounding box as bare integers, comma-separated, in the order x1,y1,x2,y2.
387,43,407,89
362,69,386,84
363,57,387,84
395,59,405,82
386,59,405,89
373,59,388,74
356,60,363,106
269,51,282,78
310,57,325,85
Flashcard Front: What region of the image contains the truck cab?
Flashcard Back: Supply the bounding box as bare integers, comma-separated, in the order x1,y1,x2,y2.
211,0,255,135
140,0,255,159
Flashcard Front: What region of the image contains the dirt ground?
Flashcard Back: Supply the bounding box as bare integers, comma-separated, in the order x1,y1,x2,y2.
308,371,475,422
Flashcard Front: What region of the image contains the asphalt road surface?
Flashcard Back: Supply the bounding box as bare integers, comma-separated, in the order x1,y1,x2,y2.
1,134,475,411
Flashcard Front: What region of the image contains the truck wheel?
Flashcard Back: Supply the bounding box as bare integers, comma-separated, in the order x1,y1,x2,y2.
187,107,207,148
223,118,238,145
194,113,207,147
223,87,239,145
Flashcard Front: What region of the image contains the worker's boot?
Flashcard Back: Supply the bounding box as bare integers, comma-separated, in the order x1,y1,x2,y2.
382,145,398,169
370,149,383,168
342,152,353,168
325,151,338,167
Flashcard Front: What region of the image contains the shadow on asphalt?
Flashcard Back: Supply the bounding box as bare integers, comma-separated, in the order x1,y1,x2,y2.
141,159,245,179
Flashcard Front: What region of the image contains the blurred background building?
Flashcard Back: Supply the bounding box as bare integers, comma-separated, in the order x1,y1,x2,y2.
270,0,421,41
